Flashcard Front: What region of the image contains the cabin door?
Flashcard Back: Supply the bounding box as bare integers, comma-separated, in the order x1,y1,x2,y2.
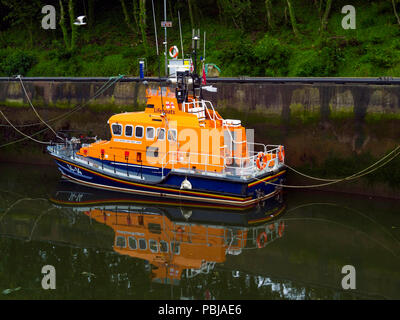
224,130,235,166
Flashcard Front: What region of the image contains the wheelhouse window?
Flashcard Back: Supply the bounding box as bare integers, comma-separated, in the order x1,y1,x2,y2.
112,123,122,136
149,239,158,253
160,241,168,253
170,241,180,255
146,127,155,140
138,238,147,250
125,125,133,137
135,126,144,138
168,129,177,142
115,235,126,248
157,128,165,140
128,237,137,250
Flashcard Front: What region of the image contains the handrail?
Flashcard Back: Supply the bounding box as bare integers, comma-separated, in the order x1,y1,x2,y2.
160,145,284,178
49,140,284,181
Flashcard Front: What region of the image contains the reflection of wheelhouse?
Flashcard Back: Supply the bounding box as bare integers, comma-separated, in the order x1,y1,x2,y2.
85,206,286,285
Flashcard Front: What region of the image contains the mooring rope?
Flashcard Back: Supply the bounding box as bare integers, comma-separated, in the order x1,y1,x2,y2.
283,145,400,182
0,111,52,145
0,125,51,149
16,75,63,141
284,202,400,246
0,75,123,148
255,145,400,188
0,197,48,223
0,75,121,128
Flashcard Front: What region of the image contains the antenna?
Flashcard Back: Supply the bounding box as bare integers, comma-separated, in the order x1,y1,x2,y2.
178,10,184,60
151,0,159,57
152,0,164,113
164,0,168,76
192,29,200,50
203,31,206,61
191,29,200,75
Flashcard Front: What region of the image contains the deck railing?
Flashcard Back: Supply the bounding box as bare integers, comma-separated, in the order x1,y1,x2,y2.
49,141,284,181
160,143,284,178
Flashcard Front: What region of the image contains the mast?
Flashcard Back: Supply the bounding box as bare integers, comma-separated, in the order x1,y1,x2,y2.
164,0,168,76
191,29,202,99
178,10,184,60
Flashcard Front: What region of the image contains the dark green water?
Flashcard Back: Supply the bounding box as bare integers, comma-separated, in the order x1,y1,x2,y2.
0,162,399,300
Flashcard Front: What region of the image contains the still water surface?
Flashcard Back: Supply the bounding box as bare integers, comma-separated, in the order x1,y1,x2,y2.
0,163,399,300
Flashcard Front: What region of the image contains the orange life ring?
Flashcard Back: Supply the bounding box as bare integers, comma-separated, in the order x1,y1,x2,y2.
256,153,267,170
257,153,276,170
278,221,285,237
257,231,268,248
278,146,285,162
169,45,179,58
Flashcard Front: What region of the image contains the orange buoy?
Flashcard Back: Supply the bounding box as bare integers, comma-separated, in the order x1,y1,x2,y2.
169,45,179,58
256,153,267,170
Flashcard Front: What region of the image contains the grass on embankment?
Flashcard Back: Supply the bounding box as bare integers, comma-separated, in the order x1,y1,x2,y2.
1,1,400,78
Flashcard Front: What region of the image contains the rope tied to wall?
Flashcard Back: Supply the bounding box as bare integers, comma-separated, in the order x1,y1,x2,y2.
0,74,124,148
256,145,400,188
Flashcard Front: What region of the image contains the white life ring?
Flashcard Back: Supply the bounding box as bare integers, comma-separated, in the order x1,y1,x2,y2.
169,45,179,58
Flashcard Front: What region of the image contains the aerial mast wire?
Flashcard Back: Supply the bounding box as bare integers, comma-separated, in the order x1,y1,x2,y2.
164,0,168,76
151,0,159,57
203,31,206,61
178,10,184,60
151,0,164,113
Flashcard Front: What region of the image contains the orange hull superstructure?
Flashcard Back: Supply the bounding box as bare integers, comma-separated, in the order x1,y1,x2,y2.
48,71,286,206
77,87,248,173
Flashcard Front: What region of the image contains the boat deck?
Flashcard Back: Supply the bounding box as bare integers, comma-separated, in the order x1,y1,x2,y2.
48,142,285,184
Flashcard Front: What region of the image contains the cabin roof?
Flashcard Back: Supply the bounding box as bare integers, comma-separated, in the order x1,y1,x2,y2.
108,111,201,127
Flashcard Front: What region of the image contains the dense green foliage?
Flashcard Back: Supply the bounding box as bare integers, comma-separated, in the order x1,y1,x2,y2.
1,0,400,77
0,50,37,76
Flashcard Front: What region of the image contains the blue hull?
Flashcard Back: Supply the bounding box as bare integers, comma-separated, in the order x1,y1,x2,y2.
53,155,286,208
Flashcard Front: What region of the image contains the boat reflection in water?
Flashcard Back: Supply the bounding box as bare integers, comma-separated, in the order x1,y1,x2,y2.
50,180,286,287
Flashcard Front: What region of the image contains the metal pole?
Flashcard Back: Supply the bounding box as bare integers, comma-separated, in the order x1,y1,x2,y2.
151,0,159,56
164,0,168,76
203,31,206,61
178,10,184,60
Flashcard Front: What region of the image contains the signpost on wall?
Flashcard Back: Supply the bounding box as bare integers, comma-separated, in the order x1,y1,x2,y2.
161,21,172,28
